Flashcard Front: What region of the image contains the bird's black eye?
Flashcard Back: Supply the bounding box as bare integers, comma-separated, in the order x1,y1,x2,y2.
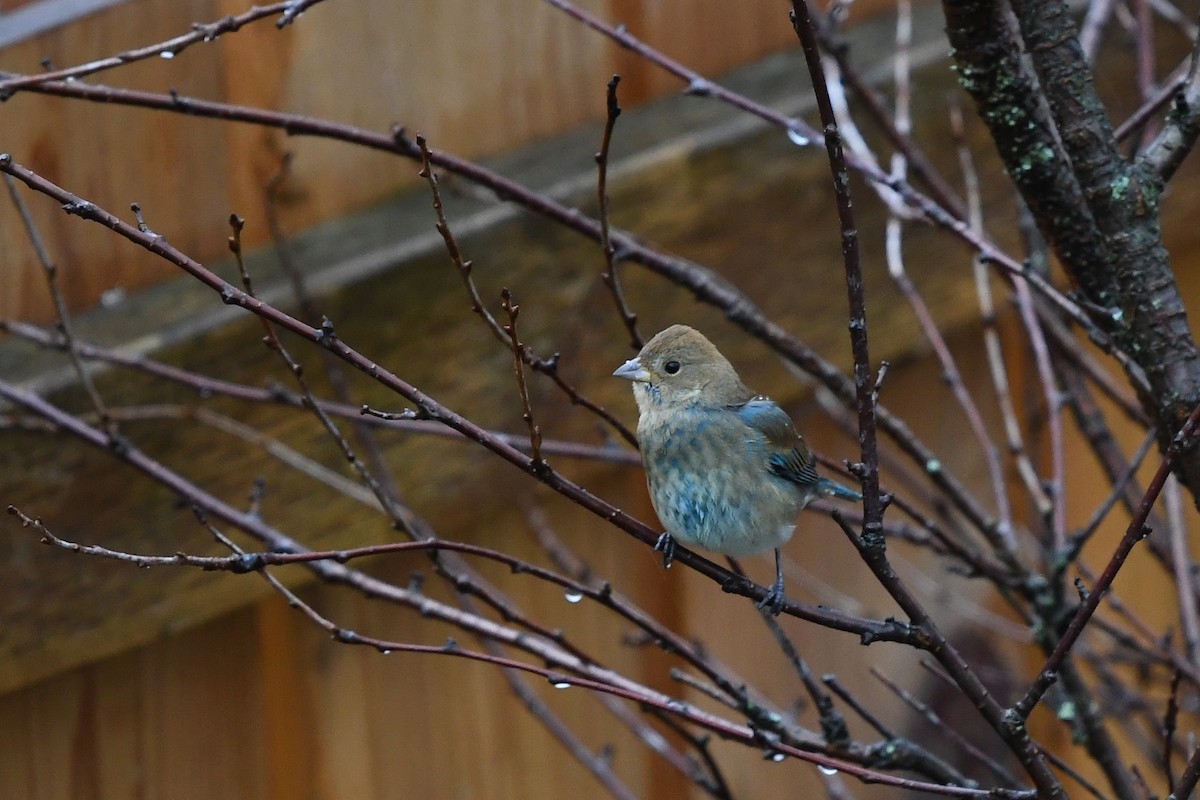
664,360,681,375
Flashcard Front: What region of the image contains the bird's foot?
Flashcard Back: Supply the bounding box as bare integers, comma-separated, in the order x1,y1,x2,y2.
757,578,787,616
653,532,676,569
758,550,787,616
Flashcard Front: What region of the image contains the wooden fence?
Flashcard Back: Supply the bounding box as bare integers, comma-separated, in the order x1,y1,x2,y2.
2,1,1199,798
4,0,885,322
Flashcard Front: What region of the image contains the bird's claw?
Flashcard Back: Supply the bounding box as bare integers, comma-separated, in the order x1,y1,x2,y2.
757,577,787,616
653,532,676,569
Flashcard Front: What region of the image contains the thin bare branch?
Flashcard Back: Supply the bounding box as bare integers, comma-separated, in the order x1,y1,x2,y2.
0,1,329,97
1015,401,1200,717
414,135,638,448
595,74,642,351
3,174,117,439
1140,15,1200,181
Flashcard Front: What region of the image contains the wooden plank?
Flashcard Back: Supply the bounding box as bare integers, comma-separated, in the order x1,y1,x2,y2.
1,0,229,319
2,0,916,321
0,608,267,799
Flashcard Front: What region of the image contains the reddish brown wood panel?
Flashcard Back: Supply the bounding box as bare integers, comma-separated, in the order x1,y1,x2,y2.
0,0,907,321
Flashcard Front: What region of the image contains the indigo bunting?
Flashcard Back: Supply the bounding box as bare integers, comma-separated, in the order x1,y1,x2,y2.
613,324,861,614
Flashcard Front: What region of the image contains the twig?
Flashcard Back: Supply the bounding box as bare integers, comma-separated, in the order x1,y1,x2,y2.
1036,305,1148,426
1089,615,1200,687
646,711,736,799
950,101,1051,519
885,212,1013,546
1115,65,1189,142
227,214,419,537
1066,430,1157,561
1038,744,1114,800
262,152,411,518
822,674,979,789
823,57,913,219
1169,743,1200,800
920,659,1114,800
9,507,604,609
501,513,724,796
448,581,641,800
754,600,849,746
1058,361,1183,589
1079,0,1118,62
486,646,639,800
1148,0,1200,39
541,0,817,145
0,350,895,646
0,1,330,97
414,135,638,447
1165,475,1200,671
3,173,117,439
109,402,379,506
1133,0,1158,134
787,1,876,511
808,0,966,219
527,508,750,708
1140,5,1200,181
595,74,642,350
870,667,1021,789
6,317,632,463
4,318,634,463
821,675,892,740
1015,401,1200,717
1012,266,1066,548
537,515,939,790
544,0,968,220
1165,668,1183,794
10,488,672,734
500,288,545,471
276,0,323,27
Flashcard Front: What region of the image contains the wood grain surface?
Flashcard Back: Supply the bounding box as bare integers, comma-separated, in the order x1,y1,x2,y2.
3,1,1200,797
2,0,894,322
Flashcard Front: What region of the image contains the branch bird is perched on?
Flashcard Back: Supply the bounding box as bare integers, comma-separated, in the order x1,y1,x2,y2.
613,325,861,615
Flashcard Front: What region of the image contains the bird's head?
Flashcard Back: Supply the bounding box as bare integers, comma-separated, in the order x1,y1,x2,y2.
612,324,750,411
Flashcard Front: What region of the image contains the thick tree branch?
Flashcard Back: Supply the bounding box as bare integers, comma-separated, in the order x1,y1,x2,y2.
945,0,1200,506
943,0,1111,282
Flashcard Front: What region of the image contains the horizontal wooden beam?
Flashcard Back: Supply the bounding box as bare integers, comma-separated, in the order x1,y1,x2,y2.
0,0,128,49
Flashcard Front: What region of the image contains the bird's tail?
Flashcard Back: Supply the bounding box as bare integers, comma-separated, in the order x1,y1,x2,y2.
817,478,862,502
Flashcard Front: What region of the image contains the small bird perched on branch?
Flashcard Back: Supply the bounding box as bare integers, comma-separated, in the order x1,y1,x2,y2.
613,324,861,615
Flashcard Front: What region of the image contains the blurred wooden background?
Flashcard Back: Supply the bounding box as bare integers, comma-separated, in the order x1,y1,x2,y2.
3,0,1200,798
4,0,885,323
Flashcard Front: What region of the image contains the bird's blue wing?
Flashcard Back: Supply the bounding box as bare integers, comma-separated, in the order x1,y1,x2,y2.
733,397,821,488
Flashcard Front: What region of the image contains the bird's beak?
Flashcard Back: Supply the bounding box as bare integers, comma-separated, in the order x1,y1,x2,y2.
613,357,652,383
